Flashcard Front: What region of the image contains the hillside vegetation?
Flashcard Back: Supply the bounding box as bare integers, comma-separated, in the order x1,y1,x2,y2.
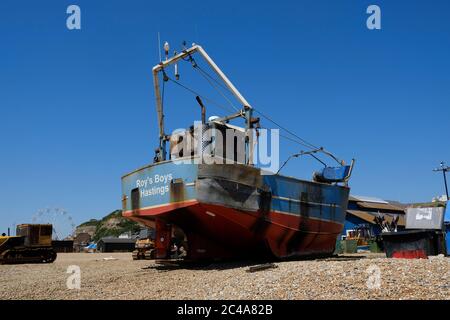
77,210,142,241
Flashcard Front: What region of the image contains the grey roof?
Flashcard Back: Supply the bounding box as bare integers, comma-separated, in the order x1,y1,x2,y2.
349,195,389,204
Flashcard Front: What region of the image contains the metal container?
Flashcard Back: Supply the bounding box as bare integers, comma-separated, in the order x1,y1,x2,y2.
382,230,445,259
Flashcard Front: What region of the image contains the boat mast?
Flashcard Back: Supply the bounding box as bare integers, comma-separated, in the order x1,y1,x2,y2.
152,44,253,162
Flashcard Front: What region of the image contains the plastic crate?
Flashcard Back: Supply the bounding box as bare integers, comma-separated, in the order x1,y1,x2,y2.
340,239,358,254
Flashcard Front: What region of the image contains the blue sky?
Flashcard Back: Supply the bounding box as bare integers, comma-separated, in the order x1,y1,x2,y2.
1,0,449,235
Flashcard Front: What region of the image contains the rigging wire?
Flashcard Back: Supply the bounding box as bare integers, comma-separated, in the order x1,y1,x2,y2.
161,68,343,167
182,56,320,151
264,128,313,147
260,125,328,162
182,56,240,112
254,110,319,151
166,75,237,115
184,57,232,93
168,54,343,165
193,65,240,112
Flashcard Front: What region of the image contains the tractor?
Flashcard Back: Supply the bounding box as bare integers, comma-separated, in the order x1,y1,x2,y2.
132,238,155,260
0,224,57,264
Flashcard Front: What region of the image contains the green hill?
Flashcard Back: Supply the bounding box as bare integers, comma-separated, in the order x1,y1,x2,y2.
77,210,142,241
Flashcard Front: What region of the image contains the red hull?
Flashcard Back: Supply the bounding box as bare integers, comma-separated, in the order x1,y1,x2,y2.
124,201,342,260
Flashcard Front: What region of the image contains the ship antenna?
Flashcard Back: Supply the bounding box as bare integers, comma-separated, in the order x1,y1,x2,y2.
157,32,162,62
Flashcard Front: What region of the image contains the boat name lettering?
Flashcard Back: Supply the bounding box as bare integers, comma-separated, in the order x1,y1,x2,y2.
135,174,173,197
135,173,173,188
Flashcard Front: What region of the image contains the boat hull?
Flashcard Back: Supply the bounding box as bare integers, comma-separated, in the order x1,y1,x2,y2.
121,159,349,260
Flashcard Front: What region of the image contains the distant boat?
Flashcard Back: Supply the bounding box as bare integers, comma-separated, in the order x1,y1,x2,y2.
121,44,354,261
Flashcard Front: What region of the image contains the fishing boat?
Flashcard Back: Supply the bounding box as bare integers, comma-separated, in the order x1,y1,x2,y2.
121,43,354,260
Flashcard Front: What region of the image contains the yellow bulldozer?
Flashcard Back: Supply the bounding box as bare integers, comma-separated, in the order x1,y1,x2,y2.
132,238,155,260
0,224,57,264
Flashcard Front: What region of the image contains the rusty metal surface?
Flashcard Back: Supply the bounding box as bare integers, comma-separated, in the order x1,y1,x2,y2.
122,160,350,260
197,163,266,212
197,178,261,212
198,163,263,187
